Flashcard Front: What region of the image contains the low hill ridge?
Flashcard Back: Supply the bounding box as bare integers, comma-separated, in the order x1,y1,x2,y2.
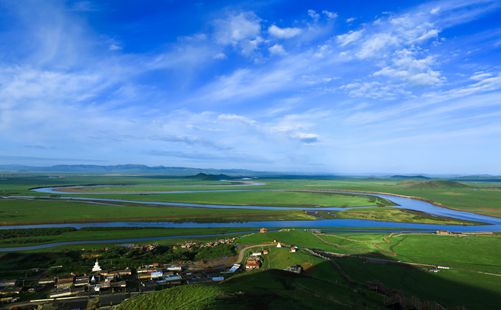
400,180,469,189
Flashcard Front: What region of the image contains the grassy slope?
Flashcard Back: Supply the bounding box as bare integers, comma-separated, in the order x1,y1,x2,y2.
238,230,501,309
119,230,501,310
118,268,383,310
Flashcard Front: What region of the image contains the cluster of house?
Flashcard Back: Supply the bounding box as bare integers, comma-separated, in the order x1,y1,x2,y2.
428,266,451,273
120,243,158,251
244,241,300,271
46,260,132,299
136,263,183,289
1,255,242,306
0,279,20,304
435,230,493,236
245,250,269,270
0,260,133,304
435,230,463,236
175,237,236,250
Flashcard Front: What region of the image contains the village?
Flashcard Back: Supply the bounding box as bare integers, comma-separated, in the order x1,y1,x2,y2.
0,227,464,309
0,228,305,309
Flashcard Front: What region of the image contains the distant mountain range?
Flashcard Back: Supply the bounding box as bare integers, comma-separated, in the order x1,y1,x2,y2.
0,164,499,180
390,175,431,180
0,164,268,177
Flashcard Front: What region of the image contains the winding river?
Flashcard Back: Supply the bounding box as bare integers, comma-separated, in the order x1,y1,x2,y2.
0,184,500,251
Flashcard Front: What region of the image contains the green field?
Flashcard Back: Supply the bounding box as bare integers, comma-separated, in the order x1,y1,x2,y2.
0,227,252,249
0,198,314,225
2,175,497,226
117,270,384,310
269,179,501,217
335,206,476,225
118,230,501,310
85,190,384,207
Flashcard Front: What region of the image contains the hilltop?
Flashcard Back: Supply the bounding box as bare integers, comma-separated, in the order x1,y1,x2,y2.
400,180,470,189
391,175,431,180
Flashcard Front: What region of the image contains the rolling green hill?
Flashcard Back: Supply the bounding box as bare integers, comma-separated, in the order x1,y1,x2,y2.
400,180,470,189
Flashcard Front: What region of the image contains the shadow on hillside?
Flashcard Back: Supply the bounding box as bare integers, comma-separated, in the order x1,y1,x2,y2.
218,251,500,309
300,250,499,310
1,249,500,310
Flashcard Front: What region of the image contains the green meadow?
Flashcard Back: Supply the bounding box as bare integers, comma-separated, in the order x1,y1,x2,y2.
86,190,385,207
0,198,313,225
0,227,252,249
0,171,499,309
264,178,501,217
118,230,501,310
1,175,498,226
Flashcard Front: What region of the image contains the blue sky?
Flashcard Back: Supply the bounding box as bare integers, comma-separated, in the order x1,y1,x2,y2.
0,0,500,174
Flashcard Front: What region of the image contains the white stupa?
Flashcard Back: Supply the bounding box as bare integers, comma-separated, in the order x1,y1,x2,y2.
92,259,102,272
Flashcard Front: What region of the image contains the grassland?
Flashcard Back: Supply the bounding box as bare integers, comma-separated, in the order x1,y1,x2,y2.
0,198,315,225
119,230,501,310
263,179,501,217
244,230,501,309
1,174,496,226
2,174,500,308
85,190,384,207
0,227,252,249
118,267,384,310
335,206,476,225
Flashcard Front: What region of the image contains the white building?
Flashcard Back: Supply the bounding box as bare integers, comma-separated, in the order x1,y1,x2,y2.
92,259,102,273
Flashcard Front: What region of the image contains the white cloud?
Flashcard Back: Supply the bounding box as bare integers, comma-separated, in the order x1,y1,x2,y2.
346,17,356,23
336,30,364,47
268,24,302,39
307,9,320,22
213,52,227,60
214,12,261,45
430,7,441,15
357,33,399,59
240,36,264,56
470,71,493,81
2,0,501,173
217,113,256,125
340,81,412,100
213,12,263,56
373,49,443,85
322,10,338,20
108,42,122,51
374,66,442,85
269,44,286,55
415,29,439,42
290,132,319,143
149,37,219,71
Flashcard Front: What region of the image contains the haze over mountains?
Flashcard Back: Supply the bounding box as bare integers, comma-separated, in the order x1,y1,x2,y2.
0,164,500,181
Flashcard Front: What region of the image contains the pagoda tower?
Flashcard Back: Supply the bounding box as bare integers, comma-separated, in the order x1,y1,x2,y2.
92,259,102,273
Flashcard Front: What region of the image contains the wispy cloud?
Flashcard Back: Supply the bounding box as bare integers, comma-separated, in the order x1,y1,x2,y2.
0,0,500,173
268,24,302,39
